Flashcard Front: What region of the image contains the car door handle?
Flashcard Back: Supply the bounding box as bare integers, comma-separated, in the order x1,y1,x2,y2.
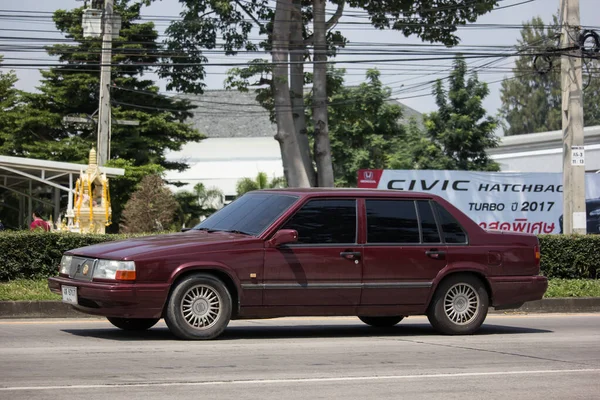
340,251,362,261
426,250,446,260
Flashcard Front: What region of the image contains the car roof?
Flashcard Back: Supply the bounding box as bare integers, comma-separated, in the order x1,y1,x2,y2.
258,188,437,199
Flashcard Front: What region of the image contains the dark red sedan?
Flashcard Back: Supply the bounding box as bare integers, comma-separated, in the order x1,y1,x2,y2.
48,189,547,339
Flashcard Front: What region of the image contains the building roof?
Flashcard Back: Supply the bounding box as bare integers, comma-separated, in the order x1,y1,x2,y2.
178,89,423,138
0,155,125,177
488,125,600,155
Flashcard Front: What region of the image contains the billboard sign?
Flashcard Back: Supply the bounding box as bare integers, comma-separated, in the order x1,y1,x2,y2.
357,169,600,234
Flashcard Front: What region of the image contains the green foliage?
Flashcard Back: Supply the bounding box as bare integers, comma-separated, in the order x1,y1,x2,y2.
345,0,498,46
500,15,600,135
2,1,204,168
0,57,22,154
316,69,406,186
545,279,600,298
236,172,286,196
419,56,499,171
0,231,127,280
539,235,600,279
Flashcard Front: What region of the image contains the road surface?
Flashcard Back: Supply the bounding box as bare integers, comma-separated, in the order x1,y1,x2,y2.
0,314,599,399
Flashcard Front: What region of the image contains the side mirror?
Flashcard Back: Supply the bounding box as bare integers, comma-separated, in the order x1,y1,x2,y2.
181,228,192,232
268,229,298,247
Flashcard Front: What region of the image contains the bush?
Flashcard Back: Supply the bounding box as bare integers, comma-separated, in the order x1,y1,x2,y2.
0,231,130,281
539,235,600,279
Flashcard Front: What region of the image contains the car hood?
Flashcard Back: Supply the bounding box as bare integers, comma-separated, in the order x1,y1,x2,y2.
67,230,259,260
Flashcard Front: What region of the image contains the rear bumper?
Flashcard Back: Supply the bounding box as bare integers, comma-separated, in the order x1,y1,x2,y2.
489,275,548,308
48,276,170,319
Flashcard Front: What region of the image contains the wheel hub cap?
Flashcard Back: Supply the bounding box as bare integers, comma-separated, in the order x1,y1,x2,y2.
181,284,221,329
444,283,480,325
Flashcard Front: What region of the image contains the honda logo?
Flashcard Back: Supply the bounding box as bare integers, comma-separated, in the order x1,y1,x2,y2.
364,171,373,180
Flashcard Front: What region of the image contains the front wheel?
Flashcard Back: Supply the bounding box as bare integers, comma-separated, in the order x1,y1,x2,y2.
164,273,232,340
358,316,404,327
427,275,489,335
107,317,159,331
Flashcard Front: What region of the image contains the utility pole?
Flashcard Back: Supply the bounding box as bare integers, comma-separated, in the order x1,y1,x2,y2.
97,0,114,167
561,0,586,234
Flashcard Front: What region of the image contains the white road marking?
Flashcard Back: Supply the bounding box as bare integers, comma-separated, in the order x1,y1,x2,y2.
1,369,599,391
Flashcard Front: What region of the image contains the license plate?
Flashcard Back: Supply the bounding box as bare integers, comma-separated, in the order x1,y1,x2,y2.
62,285,78,305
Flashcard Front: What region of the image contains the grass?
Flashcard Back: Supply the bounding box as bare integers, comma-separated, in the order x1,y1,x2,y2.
1,278,600,301
0,279,61,301
545,279,600,298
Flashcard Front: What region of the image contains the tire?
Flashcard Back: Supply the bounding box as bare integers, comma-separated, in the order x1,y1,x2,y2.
358,316,404,327
107,317,159,331
164,273,232,340
427,274,489,335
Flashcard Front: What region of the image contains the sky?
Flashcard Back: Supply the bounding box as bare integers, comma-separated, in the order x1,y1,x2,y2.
0,0,597,133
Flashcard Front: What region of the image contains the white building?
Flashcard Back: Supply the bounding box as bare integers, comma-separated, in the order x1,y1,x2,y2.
488,126,600,173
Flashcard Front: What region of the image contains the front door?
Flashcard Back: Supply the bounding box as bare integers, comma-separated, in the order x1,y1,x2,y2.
361,199,448,306
263,198,362,307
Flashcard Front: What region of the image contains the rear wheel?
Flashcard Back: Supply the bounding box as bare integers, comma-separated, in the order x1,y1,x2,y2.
164,273,232,340
427,274,489,335
107,317,159,331
358,316,404,327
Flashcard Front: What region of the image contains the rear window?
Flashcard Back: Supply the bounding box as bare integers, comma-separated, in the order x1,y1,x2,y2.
434,202,468,244
365,199,420,243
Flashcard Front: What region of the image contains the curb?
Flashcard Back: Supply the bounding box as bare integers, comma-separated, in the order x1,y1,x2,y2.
1,298,600,319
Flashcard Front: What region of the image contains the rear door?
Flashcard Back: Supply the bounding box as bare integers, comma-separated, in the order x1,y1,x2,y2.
361,199,448,306
263,198,363,307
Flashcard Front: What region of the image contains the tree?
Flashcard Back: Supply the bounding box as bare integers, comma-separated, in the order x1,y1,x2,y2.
0,1,205,230
500,15,600,135
421,56,499,171
0,57,21,154
236,172,286,196
314,69,406,186
4,1,203,168
120,174,178,233
159,0,499,186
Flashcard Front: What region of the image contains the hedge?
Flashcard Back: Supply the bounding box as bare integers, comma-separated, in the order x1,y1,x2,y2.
538,235,600,279
0,231,129,281
0,231,599,281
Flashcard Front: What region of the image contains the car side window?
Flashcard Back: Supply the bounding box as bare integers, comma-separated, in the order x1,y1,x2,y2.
417,201,441,243
366,199,420,243
281,199,357,244
434,202,468,244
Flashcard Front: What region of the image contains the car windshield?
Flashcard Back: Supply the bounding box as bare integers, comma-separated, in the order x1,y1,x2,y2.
193,192,299,236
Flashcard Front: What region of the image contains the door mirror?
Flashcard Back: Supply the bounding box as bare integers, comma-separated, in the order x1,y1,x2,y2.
268,229,298,247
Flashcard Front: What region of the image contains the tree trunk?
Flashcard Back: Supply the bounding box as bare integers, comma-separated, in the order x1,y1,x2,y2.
290,0,316,186
312,0,335,187
272,0,311,188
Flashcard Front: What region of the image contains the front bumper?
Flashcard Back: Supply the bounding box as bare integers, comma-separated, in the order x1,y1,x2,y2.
48,276,170,319
489,275,548,308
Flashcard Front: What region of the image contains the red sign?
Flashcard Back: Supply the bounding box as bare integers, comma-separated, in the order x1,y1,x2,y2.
357,169,383,188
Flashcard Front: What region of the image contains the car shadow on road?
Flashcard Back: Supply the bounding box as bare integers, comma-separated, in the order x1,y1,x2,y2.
61,321,552,341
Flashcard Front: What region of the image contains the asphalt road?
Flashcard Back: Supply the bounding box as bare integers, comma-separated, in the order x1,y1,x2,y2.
0,314,599,400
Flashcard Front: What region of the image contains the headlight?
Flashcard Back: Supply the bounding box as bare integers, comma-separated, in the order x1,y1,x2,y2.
93,260,136,281
590,209,600,217
60,255,73,275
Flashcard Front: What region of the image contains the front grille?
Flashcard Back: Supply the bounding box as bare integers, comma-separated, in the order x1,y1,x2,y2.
69,257,97,282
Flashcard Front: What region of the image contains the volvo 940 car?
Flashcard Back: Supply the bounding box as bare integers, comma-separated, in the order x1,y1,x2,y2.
48,189,548,339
